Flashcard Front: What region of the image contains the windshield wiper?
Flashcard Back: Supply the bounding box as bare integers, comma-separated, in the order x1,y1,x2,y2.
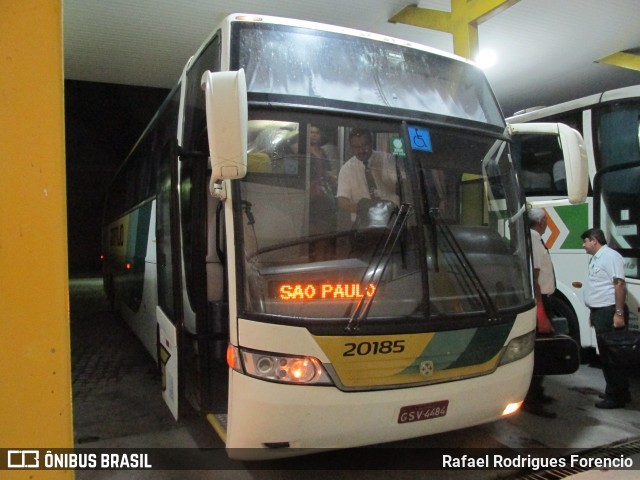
345,203,413,333
429,209,501,322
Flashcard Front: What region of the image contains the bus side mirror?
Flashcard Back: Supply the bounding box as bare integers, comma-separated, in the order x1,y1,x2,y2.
508,122,588,205
201,69,248,190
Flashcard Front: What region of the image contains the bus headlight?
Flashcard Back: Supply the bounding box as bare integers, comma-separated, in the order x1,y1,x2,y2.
498,330,535,366
228,345,333,385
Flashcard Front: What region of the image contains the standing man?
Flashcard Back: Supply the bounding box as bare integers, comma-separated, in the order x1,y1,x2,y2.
522,208,556,418
336,128,398,223
580,227,630,409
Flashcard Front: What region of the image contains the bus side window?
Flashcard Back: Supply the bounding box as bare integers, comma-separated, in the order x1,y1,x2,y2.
520,150,552,192
517,136,567,195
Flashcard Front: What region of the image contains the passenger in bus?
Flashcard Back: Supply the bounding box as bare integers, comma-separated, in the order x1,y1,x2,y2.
336,128,399,225
308,125,337,260
522,208,557,418
309,125,337,195
309,125,339,187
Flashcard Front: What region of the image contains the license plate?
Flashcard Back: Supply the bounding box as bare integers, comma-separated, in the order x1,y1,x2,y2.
398,400,449,424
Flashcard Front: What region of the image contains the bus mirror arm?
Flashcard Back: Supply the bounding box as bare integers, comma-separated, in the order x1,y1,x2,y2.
508,122,588,205
210,179,227,200
201,69,248,192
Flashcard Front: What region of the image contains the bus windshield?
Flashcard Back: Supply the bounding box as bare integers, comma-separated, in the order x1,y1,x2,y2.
235,116,531,327
235,22,504,127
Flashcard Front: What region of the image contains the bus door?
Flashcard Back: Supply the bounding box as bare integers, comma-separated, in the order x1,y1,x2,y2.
180,35,230,416
155,93,183,420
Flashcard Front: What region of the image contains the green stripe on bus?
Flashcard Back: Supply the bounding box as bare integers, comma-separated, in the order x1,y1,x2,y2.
555,203,588,249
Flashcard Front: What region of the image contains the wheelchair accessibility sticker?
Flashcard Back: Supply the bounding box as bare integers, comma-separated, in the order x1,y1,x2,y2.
408,126,432,152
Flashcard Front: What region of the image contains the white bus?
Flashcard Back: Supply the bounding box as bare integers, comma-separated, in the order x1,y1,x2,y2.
102,13,586,458
508,85,640,352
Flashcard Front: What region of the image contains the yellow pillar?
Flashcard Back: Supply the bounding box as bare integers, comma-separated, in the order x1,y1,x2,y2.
390,0,520,60
0,1,74,479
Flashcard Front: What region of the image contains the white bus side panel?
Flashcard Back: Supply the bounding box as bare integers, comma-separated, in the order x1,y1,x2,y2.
157,306,179,420
533,197,599,349
116,201,159,360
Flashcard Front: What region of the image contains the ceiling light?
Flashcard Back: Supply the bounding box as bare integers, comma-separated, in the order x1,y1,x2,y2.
475,49,497,70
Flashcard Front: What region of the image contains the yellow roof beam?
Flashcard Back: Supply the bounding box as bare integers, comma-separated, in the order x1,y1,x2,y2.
389,5,452,32
390,0,521,60
596,50,640,72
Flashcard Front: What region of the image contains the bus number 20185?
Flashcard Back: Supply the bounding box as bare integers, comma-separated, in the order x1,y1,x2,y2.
343,340,406,357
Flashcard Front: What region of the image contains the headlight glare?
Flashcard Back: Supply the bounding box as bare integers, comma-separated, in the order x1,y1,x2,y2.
240,349,333,385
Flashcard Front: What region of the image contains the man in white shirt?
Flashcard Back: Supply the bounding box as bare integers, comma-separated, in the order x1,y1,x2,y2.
530,209,556,330
336,129,398,223
581,227,630,409
522,209,557,418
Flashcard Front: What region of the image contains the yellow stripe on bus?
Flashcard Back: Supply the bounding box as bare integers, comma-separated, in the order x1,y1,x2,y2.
314,332,503,388
314,333,432,387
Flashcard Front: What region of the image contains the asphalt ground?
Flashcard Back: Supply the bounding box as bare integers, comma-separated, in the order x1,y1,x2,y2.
70,277,218,449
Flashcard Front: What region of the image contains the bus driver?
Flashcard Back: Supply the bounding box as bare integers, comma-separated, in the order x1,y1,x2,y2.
336,128,399,224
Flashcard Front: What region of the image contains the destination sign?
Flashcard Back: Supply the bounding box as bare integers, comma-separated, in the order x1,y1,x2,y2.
275,282,376,301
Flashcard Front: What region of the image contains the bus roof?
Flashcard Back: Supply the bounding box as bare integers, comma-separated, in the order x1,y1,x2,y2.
508,84,640,123
224,13,473,66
